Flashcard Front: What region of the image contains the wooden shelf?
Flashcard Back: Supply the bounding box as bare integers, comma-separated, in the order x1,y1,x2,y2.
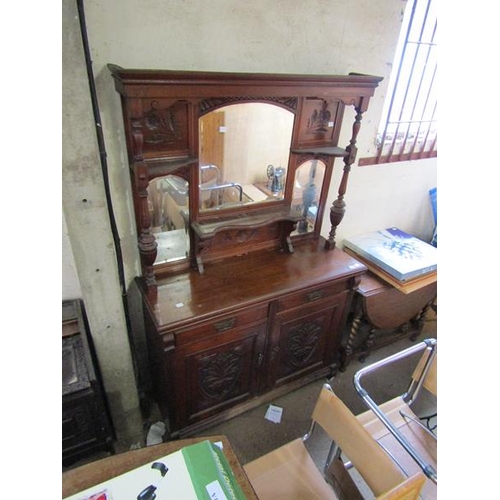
192,207,303,239
145,156,198,177
291,146,347,157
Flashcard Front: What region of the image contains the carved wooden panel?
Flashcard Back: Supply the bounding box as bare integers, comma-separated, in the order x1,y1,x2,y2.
62,300,114,464
273,310,330,381
287,320,323,368
62,391,96,448
138,99,190,158
181,324,265,426
199,350,244,400
200,96,298,115
296,98,343,148
268,295,347,389
196,224,282,263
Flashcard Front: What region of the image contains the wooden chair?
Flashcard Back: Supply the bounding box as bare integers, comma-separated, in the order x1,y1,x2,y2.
243,383,425,500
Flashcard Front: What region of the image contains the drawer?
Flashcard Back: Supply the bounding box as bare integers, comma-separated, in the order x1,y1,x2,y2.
276,280,349,312
173,303,268,346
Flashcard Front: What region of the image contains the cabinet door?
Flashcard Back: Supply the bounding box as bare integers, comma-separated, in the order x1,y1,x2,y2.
266,292,348,390
173,322,266,430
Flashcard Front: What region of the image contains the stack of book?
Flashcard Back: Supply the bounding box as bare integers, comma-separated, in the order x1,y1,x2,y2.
343,227,437,293
64,440,247,500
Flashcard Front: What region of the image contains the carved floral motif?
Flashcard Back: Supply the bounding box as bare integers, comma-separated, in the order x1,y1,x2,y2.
287,320,321,367
307,100,332,134
199,350,243,400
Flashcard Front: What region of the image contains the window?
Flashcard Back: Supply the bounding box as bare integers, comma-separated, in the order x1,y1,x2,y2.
359,0,437,166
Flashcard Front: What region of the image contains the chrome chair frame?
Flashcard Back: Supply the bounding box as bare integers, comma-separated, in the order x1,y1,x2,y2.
353,338,437,484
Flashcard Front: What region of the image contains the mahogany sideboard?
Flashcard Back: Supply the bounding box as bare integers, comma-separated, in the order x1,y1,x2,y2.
108,67,382,436
137,240,366,436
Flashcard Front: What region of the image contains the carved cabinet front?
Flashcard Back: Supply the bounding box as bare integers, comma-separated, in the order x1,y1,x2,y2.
139,243,365,437
267,287,349,392
173,315,267,430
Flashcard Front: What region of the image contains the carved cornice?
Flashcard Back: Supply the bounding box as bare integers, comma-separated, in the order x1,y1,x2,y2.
200,96,298,114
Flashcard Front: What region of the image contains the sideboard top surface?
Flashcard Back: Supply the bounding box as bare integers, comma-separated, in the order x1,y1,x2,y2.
138,240,366,331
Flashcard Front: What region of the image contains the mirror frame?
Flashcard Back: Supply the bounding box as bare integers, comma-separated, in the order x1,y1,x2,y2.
109,66,383,285
196,98,297,220
197,101,295,216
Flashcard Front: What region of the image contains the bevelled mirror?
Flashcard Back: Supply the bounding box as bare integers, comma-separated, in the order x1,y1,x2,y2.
291,159,326,235
147,174,190,265
198,102,294,212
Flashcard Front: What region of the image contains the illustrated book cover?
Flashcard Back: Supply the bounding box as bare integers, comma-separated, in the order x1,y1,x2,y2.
64,440,247,500
343,227,437,282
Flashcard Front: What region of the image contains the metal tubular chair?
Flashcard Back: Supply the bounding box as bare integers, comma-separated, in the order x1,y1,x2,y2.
243,383,425,499
354,338,437,498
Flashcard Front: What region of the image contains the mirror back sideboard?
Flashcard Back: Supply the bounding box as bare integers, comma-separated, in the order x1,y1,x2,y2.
109,67,382,436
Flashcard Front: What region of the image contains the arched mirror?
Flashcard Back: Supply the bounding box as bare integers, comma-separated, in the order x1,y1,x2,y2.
291,159,326,235
199,102,294,212
147,174,190,265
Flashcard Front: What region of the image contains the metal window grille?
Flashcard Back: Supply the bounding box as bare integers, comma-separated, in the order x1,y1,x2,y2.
359,0,437,166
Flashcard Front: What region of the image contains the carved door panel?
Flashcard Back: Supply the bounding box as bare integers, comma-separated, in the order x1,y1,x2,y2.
266,294,348,390
175,322,266,429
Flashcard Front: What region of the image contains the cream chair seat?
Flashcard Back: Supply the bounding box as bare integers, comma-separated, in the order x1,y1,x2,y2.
244,384,425,500
244,437,338,499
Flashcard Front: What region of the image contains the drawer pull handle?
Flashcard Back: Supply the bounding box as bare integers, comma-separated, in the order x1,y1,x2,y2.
214,317,236,332
306,290,324,302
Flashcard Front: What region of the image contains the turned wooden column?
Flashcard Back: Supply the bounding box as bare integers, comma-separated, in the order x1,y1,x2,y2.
131,120,157,286
325,106,363,250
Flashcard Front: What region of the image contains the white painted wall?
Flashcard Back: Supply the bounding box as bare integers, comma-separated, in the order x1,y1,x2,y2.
62,0,436,446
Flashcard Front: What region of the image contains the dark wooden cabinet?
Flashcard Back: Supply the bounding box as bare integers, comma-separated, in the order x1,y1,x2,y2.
62,300,114,465
137,242,365,436
109,67,382,436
